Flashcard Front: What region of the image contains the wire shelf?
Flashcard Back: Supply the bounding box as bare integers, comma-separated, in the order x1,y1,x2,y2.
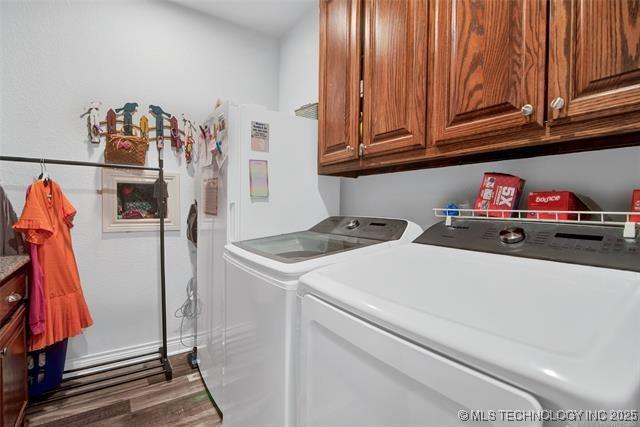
433,208,639,239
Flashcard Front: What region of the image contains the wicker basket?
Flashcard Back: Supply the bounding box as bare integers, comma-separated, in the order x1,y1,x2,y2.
104,132,149,165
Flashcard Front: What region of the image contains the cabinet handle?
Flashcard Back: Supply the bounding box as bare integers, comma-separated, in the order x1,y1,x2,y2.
4,293,22,303
0,347,6,357
550,97,565,110
520,104,534,117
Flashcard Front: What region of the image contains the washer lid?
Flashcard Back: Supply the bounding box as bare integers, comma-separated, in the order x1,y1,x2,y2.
233,230,381,263
232,216,412,264
298,243,640,409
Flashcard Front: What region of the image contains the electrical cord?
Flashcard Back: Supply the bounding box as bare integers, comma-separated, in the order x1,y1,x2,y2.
174,277,202,348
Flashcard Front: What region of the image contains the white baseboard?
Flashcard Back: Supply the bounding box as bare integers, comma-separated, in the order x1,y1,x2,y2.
64,335,197,374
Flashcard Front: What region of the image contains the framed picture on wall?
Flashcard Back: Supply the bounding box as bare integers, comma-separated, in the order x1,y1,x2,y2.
102,169,180,233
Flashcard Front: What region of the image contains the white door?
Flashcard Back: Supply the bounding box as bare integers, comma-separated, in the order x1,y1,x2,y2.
228,105,340,242
196,162,227,409
196,102,231,409
299,295,543,427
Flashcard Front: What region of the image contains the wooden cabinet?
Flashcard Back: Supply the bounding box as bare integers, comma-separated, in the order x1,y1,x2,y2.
318,0,361,165
361,0,428,157
548,0,640,124
0,306,27,427
317,0,640,176
430,0,546,145
0,268,28,427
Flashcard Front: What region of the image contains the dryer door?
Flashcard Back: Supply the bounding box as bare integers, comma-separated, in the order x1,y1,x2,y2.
299,295,543,427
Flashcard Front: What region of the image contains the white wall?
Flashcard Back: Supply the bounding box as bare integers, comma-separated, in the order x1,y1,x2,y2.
278,6,319,114
341,147,640,230
278,5,640,231
0,0,279,367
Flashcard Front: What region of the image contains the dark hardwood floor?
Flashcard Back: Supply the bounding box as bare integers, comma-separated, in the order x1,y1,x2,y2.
25,353,221,426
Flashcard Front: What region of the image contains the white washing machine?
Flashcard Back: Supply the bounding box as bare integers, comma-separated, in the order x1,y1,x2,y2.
222,216,422,427
298,219,640,427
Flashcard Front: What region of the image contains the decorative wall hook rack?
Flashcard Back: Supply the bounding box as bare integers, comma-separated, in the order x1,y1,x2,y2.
82,101,196,166
80,101,103,144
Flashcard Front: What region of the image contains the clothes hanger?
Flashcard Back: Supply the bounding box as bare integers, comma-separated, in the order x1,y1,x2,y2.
38,159,50,186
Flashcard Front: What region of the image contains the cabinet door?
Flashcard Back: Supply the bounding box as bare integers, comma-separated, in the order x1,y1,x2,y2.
361,0,428,157
431,0,547,145
548,0,640,124
318,0,361,166
0,306,27,427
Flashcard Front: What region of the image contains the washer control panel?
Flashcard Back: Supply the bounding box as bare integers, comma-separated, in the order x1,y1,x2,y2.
415,219,640,272
310,217,408,241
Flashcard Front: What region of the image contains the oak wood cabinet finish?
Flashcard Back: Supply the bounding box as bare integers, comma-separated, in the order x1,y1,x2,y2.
0,276,25,327
0,269,27,427
548,0,640,124
0,307,26,427
361,0,428,157
318,0,361,165
430,0,546,145
317,0,640,176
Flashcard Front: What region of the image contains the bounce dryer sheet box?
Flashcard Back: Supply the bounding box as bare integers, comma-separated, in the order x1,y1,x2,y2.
526,191,586,220
631,189,640,223
474,173,525,217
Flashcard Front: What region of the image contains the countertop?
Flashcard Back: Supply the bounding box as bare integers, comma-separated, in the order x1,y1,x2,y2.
0,255,29,282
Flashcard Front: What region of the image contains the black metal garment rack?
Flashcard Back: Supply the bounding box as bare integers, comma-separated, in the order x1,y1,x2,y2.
0,154,173,403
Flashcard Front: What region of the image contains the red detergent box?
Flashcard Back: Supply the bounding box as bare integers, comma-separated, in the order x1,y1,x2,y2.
474,173,525,217
526,191,586,220
631,189,640,222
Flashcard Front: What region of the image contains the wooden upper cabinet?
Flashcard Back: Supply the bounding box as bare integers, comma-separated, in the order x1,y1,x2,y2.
317,0,640,176
548,0,640,124
431,0,547,145
318,0,361,166
361,0,428,157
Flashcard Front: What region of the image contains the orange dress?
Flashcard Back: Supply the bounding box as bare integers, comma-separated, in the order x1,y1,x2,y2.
14,180,93,351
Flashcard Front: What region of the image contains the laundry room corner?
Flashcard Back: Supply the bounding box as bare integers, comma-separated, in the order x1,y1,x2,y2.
0,0,280,370
2,0,640,425
276,2,640,228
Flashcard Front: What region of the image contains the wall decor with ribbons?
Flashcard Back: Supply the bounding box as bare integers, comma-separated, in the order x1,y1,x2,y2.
80,101,198,166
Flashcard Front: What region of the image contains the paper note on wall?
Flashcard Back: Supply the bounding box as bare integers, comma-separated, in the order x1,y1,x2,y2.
203,178,218,215
249,160,269,199
251,121,269,152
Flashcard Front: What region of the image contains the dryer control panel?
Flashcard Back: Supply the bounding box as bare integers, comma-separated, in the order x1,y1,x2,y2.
416,220,640,272
311,217,408,241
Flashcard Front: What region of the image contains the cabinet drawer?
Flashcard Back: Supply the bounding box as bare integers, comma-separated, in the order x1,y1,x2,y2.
0,305,27,427
0,273,26,325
